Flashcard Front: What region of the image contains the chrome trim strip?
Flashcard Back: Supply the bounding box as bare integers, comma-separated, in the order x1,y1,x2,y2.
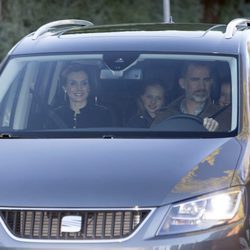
0,207,155,243
0,206,150,211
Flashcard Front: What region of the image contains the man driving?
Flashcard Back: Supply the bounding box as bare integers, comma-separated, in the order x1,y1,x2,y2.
153,61,225,131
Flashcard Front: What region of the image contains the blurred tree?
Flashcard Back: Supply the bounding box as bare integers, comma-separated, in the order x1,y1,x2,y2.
0,0,164,58
0,0,250,59
202,0,242,23
202,0,250,23
171,0,203,22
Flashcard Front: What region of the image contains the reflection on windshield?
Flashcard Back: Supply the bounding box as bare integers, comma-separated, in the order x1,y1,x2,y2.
0,53,236,137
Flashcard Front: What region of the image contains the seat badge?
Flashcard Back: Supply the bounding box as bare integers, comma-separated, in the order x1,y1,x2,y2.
61,215,82,233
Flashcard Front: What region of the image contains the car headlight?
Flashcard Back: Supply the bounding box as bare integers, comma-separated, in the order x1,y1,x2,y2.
157,187,245,235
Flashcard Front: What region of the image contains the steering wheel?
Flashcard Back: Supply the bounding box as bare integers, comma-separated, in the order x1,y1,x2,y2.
152,114,207,132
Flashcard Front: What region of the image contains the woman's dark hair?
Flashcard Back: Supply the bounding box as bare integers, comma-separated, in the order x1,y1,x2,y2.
60,63,90,86
221,76,231,86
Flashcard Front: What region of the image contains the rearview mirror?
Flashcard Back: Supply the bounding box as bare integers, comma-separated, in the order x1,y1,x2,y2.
100,68,142,80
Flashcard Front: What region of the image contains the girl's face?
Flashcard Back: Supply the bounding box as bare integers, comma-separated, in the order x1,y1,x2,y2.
141,84,165,118
219,83,231,107
64,70,90,104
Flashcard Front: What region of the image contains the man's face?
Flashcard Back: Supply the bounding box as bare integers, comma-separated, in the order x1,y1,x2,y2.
179,64,212,103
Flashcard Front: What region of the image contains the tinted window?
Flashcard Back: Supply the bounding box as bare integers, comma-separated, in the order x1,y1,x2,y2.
0,53,236,138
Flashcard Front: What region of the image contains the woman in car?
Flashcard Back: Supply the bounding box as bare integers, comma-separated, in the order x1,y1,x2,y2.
48,63,113,129
127,80,166,128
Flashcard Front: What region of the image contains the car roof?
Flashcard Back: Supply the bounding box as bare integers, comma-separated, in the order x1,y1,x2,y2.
10,19,249,56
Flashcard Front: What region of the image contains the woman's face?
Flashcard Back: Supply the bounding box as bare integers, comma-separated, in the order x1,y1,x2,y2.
141,84,165,118
64,70,90,104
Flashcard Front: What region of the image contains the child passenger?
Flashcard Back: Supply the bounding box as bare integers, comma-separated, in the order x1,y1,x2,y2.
127,81,165,128
218,80,231,107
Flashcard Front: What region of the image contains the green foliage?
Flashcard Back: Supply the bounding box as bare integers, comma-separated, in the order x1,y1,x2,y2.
171,0,203,23
0,0,250,59
0,0,164,59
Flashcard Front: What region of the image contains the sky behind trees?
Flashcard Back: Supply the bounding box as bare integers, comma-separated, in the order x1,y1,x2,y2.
0,0,249,59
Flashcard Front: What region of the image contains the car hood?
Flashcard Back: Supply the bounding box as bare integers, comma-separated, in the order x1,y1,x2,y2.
0,137,241,208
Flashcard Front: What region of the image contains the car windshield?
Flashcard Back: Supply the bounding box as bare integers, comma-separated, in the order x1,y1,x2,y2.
0,53,236,138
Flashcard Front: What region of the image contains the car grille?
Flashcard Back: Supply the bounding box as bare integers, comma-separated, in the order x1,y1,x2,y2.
0,209,151,241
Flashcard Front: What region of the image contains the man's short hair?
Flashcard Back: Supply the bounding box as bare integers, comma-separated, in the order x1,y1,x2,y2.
180,61,212,78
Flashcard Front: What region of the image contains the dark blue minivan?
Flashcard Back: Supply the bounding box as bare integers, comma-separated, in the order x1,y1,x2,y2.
0,18,249,249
